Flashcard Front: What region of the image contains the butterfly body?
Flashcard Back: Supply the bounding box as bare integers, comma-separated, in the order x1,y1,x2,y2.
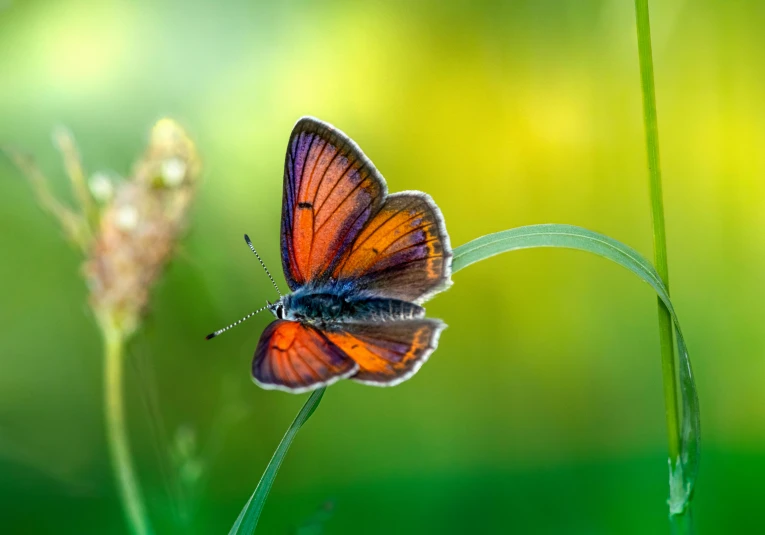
270,289,425,325
235,117,453,393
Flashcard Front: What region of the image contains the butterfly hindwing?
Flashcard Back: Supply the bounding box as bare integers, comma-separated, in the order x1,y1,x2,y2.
281,117,387,290
332,192,452,303
253,320,358,393
324,319,446,386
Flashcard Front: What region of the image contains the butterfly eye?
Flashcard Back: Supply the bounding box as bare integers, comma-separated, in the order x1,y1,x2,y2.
276,305,284,319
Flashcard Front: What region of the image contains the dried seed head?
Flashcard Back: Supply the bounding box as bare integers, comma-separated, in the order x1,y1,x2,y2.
84,119,201,336
11,118,201,338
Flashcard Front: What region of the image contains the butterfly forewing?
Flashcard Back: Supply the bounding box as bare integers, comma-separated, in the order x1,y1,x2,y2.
281,118,386,290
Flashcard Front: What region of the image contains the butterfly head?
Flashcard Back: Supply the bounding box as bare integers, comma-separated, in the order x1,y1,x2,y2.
267,298,286,320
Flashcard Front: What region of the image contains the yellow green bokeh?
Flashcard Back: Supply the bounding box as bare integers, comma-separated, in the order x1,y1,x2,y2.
1,0,764,533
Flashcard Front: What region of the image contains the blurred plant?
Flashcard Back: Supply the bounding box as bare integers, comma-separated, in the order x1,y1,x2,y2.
162,377,250,529
4,119,201,535
169,424,205,522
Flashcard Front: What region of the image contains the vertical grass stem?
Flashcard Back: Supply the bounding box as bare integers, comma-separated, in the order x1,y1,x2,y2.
634,0,691,527
104,320,154,535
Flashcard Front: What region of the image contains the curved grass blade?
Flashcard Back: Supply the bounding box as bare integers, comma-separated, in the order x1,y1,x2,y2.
232,224,699,531
229,387,326,535
452,224,699,515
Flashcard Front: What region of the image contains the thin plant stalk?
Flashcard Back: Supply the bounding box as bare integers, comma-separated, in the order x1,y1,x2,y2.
104,318,154,535
634,0,692,528
229,388,326,535
8,119,198,535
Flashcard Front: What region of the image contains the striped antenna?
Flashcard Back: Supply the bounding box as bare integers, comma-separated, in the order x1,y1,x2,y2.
205,304,269,340
244,234,282,297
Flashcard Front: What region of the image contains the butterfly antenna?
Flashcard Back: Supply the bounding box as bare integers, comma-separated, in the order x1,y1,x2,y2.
205,304,269,340
244,234,283,298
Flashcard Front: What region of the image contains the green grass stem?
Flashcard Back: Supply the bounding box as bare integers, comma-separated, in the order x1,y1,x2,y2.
633,0,696,527
229,387,326,535
104,323,154,535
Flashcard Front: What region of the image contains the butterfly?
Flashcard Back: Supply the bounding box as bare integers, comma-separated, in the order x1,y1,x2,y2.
207,117,453,393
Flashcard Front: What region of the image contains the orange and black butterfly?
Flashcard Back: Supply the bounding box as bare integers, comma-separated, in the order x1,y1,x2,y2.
207,117,452,393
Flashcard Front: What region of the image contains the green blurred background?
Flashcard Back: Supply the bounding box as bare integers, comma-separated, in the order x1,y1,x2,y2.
1,0,763,533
